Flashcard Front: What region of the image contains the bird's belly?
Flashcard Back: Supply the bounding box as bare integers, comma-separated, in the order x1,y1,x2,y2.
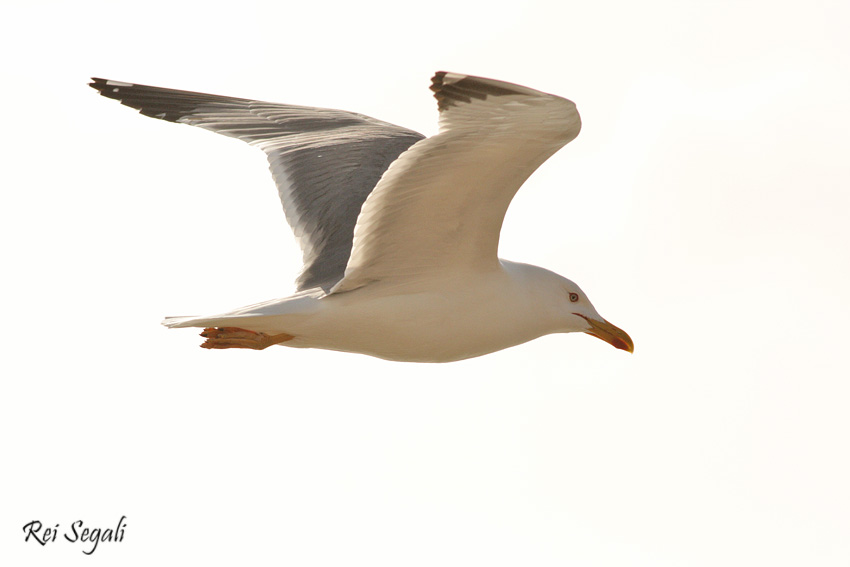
282,287,545,363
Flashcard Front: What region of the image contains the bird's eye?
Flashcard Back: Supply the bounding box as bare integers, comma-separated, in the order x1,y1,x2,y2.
569,292,579,302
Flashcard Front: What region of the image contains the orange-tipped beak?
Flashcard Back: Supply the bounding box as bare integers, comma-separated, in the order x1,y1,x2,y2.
576,314,634,353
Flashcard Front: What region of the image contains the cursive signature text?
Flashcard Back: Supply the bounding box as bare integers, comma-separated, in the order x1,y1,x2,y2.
22,516,127,555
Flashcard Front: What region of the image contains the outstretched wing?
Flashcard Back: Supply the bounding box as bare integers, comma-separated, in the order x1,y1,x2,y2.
333,72,581,293
90,78,425,291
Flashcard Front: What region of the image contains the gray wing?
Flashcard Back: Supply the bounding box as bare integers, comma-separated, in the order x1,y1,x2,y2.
89,78,425,291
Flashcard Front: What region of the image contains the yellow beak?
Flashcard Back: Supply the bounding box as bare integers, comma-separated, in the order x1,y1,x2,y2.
576,314,634,353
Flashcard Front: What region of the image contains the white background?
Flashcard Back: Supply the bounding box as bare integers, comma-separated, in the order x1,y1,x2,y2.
2,0,849,565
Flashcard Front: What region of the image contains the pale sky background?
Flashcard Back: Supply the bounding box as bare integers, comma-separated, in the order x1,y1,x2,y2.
2,0,849,565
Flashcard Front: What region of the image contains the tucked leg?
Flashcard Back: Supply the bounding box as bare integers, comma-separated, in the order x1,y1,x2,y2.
200,327,294,350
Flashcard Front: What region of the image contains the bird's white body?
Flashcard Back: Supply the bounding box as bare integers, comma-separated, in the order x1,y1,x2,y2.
166,261,589,362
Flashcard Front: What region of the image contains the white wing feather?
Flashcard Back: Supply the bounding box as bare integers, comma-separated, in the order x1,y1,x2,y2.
334,72,581,292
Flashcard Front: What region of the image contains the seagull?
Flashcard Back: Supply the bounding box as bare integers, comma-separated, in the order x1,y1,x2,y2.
90,72,633,362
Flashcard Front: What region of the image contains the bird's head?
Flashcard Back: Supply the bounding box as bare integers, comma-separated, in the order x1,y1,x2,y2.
558,280,634,353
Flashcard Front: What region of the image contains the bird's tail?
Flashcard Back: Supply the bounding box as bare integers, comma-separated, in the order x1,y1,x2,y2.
161,315,215,328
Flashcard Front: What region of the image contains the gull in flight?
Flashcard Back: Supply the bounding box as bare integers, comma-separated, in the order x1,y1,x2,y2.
90,72,633,362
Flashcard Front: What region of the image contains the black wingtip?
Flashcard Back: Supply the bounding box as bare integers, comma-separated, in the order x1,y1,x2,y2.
429,71,537,112
430,71,456,111
88,77,135,101
89,77,106,92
